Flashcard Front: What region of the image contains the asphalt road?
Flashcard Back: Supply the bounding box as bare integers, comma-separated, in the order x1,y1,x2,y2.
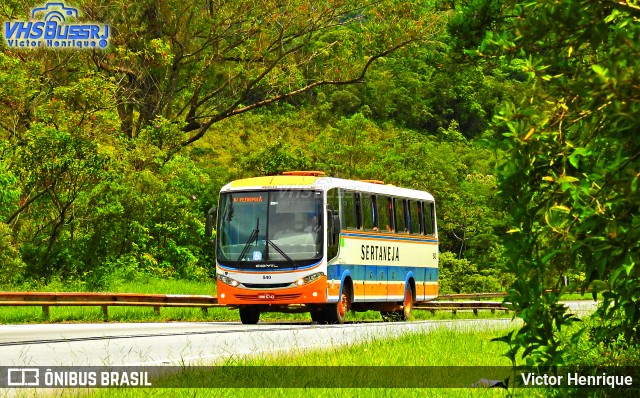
0,319,517,367
0,300,596,367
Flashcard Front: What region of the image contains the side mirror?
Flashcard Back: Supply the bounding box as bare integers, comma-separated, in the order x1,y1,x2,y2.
326,205,341,246
205,206,217,240
333,214,341,235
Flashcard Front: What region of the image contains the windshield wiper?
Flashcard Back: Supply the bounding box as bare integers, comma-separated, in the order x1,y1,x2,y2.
266,239,296,268
237,218,260,262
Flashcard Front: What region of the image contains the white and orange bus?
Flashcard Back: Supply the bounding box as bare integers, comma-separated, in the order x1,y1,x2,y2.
210,171,438,324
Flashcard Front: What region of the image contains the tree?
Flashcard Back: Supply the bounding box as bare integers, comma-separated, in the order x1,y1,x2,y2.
460,0,640,366
86,0,446,147
310,112,383,179
0,0,448,284
242,140,311,176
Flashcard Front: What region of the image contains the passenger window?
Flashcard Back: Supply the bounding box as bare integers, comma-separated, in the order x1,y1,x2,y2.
409,201,421,234
394,198,408,234
341,190,360,229
417,202,425,234
361,193,376,231
425,201,436,235
375,196,393,232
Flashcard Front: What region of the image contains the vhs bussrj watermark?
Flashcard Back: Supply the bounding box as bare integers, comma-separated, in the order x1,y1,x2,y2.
3,2,110,49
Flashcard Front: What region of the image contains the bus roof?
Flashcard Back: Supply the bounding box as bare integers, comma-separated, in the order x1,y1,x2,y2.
222,175,435,202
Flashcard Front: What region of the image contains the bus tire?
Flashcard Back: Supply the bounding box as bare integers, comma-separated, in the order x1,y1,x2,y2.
400,284,413,321
380,285,413,322
310,305,326,324
239,306,260,324
380,311,394,322
311,310,326,324
325,284,351,324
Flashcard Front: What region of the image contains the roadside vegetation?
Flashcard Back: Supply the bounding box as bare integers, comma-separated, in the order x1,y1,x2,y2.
1,0,638,380
0,277,513,323
80,326,519,398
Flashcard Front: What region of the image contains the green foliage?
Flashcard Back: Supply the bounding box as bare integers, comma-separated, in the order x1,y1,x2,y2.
77,0,445,144
0,158,19,219
242,140,311,176
464,0,640,367
438,252,503,294
0,1,517,299
310,112,384,179
0,222,25,287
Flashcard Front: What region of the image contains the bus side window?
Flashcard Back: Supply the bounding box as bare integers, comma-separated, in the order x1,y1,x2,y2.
417,201,425,235
388,198,394,232
425,201,436,236
409,201,420,234
342,190,360,229
355,193,362,228
361,193,376,231
375,195,392,232
394,198,408,234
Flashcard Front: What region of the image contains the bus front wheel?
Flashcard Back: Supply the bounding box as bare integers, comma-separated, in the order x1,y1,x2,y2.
324,285,351,324
239,306,260,324
310,309,326,324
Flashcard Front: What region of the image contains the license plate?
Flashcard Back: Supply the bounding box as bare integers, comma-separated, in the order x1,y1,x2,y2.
258,294,275,299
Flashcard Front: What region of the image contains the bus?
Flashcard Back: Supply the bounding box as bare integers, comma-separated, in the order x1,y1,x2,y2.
208,171,438,324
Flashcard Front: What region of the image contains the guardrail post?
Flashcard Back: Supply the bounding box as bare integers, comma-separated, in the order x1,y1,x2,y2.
101,305,109,321
42,305,50,320
154,306,160,316
201,307,208,315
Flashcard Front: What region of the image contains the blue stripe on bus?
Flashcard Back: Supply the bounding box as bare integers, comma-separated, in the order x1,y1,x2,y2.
327,264,439,283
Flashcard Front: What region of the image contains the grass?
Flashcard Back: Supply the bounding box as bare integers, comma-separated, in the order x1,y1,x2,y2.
5,276,219,295
70,325,523,398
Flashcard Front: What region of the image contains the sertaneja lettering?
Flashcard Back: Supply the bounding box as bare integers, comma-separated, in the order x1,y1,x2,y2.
360,245,400,262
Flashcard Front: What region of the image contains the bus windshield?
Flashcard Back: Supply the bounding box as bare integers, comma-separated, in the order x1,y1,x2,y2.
216,190,323,269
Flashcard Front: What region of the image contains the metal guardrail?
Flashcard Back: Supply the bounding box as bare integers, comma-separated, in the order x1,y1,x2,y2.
436,292,507,300
0,291,511,320
0,292,222,320
414,301,508,315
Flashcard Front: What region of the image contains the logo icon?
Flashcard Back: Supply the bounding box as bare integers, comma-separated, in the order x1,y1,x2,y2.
7,368,40,387
31,3,79,22
3,2,110,50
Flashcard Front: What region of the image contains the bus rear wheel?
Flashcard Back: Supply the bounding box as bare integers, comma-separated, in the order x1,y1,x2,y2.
380,285,413,322
239,306,260,324
400,285,414,320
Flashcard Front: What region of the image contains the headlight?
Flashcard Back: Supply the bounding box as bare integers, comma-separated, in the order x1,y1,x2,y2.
291,272,324,287
217,274,240,287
